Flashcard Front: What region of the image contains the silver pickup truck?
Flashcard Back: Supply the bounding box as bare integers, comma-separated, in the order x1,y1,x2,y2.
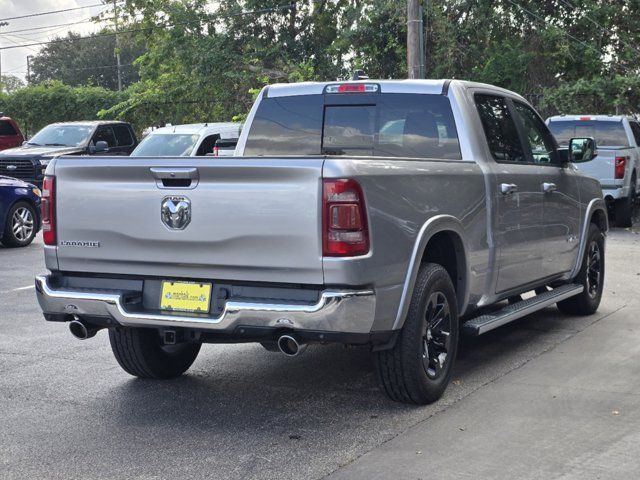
547,115,640,227
35,80,607,404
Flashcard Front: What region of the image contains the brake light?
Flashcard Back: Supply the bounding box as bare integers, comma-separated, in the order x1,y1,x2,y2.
323,179,369,256
213,145,219,156
325,83,379,94
579,116,592,121
615,156,627,179
41,176,56,245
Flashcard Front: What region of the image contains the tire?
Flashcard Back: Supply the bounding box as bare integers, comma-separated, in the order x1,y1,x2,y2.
614,183,635,228
557,223,605,316
2,201,37,247
109,327,201,379
375,263,459,404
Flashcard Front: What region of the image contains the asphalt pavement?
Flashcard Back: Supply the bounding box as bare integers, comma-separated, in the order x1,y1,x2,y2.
1,221,639,480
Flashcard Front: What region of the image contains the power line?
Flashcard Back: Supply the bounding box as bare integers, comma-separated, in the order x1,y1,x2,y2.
0,2,121,23
0,3,296,51
0,14,114,36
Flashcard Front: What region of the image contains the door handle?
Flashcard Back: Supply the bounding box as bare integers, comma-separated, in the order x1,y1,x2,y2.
150,167,199,180
542,182,557,193
500,183,518,195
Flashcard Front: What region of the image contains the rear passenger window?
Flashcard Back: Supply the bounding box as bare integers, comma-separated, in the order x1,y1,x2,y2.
630,122,640,147
113,125,134,147
0,121,17,136
475,94,525,163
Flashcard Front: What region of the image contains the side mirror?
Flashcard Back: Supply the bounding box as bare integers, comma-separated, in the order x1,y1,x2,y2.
568,137,597,163
91,141,109,154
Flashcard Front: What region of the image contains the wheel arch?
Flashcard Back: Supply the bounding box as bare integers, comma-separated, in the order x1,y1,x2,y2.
570,198,608,279
392,215,470,330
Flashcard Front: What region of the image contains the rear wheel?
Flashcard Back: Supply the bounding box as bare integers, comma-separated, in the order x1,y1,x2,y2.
375,263,459,404
557,223,605,315
109,327,201,379
2,201,37,247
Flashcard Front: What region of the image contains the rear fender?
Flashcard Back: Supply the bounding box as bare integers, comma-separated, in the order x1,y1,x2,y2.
392,215,470,330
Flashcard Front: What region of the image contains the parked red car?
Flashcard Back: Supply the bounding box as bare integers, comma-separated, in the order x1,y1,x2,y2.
0,114,24,151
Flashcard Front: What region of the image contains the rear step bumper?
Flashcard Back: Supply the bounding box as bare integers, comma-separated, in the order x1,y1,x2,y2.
35,275,376,334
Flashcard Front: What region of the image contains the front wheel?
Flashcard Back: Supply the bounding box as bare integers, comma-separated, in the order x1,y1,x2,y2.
375,263,459,404
2,201,37,247
109,327,201,379
557,223,605,315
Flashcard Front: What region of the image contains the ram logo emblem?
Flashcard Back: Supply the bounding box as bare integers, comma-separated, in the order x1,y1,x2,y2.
161,196,191,230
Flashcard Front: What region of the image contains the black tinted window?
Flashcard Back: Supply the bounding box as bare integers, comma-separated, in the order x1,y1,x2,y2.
245,93,461,159
93,126,117,147
244,95,323,156
513,102,558,164
0,120,17,136
475,94,525,162
113,125,134,146
548,120,630,148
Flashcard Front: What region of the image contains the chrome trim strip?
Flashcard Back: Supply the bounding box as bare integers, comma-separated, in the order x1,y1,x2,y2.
35,275,376,334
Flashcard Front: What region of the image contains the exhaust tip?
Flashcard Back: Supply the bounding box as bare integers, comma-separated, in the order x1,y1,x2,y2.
277,335,307,357
69,319,96,340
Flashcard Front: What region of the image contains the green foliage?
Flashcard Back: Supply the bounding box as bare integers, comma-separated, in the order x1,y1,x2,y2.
5,0,640,129
30,30,145,90
0,75,25,94
0,81,126,136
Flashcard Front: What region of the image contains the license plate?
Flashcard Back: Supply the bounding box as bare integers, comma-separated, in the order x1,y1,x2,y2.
160,281,212,313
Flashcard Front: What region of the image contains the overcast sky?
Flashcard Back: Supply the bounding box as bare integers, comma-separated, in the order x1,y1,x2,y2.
0,0,108,81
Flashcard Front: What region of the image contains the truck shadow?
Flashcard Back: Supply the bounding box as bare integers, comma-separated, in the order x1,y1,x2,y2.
94,305,588,436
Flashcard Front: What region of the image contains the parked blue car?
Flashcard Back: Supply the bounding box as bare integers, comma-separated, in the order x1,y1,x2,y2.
0,175,41,247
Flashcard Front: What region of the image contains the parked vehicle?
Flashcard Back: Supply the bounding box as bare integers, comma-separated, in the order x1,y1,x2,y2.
547,115,639,227
130,123,241,157
0,121,138,187
0,113,24,151
35,80,607,404
213,137,238,157
0,176,41,247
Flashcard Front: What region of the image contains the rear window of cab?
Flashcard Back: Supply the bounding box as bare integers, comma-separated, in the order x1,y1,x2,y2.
244,93,462,160
548,120,630,148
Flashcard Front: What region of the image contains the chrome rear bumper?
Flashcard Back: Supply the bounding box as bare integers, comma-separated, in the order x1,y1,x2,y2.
35,275,376,334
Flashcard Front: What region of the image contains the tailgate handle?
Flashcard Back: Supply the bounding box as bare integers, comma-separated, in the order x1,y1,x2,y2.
150,168,199,189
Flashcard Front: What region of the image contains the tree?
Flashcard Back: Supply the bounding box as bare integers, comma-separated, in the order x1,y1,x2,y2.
0,75,24,94
29,30,145,90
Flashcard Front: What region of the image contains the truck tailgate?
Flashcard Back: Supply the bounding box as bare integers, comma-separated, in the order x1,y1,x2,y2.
53,157,324,284
573,148,625,186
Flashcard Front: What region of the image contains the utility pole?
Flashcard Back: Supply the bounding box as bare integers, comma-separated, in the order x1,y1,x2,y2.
26,55,32,84
407,0,425,79
113,0,122,91
0,21,8,84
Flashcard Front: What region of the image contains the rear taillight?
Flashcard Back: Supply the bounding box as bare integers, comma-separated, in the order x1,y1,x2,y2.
322,179,369,257
42,176,56,245
615,156,627,179
213,146,219,156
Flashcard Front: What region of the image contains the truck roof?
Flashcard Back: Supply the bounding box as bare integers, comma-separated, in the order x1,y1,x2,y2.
149,122,241,135
547,115,633,122
264,79,526,101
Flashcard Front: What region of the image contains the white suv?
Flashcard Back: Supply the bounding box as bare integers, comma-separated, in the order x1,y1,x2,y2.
132,122,241,157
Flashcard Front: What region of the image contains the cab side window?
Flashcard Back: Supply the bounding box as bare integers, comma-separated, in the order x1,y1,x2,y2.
475,94,525,163
93,126,117,147
513,102,558,164
629,121,640,147
196,134,220,156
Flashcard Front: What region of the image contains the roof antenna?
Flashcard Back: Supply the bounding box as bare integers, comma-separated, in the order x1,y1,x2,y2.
351,70,369,81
